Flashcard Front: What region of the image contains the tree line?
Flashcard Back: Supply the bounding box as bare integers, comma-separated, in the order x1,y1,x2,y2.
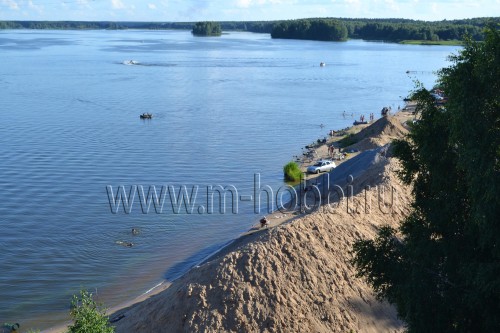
0,20,124,30
1,17,498,42
271,19,347,41
270,17,498,42
343,18,489,41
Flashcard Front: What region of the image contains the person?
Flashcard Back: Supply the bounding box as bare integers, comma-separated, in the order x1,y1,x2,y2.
260,216,269,228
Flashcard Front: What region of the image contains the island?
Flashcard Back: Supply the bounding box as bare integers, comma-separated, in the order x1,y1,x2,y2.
192,21,222,36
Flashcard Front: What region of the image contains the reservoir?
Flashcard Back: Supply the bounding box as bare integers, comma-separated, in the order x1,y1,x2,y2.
0,29,459,330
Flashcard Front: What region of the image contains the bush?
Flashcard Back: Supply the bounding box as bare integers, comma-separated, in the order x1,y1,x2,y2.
283,161,302,182
68,290,115,333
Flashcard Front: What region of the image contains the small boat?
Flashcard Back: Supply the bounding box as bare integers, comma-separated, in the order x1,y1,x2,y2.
353,120,368,125
140,113,152,119
320,62,326,67
124,60,139,65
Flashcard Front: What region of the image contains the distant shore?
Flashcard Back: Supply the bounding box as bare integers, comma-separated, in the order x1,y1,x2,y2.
1,17,494,44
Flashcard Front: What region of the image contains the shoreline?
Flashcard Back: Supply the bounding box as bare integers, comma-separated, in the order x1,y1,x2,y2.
43,103,416,333
109,105,414,332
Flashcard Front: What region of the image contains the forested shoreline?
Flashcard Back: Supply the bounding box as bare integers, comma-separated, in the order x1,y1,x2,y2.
1,17,498,42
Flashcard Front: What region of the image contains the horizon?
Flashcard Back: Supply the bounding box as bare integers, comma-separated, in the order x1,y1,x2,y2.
1,0,499,22
2,15,499,23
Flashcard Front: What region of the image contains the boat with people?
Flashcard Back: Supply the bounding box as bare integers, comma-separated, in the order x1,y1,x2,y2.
140,113,152,119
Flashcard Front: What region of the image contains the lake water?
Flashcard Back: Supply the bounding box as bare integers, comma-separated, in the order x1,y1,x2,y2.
0,29,459,330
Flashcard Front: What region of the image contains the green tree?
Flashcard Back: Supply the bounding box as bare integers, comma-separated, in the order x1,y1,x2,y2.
67,290,115,333
352,26,500,332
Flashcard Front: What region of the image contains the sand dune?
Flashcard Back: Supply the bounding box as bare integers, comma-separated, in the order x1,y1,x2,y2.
111,115,413,332
345,116,409,151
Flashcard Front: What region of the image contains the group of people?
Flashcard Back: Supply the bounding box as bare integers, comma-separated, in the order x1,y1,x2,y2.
359,113,375,122
381,106,391,116
342,110,354,118
329,145,347,160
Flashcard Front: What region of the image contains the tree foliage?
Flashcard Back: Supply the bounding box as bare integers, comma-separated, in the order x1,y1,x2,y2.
271,19,348,41
352,26,500,332
342,18,488,41
283,161,302,182
192,21,222,36
67,290,115,333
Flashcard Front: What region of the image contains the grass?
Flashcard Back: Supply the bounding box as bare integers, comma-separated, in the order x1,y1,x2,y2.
399,39,463,46
339,133,358,148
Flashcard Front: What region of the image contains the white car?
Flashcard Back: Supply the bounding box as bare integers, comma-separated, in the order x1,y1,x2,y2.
307,160,336,174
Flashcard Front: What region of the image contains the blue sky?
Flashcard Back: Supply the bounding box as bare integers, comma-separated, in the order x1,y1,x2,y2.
0,0,499,21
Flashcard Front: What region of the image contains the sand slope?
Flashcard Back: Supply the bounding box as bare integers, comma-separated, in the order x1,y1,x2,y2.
112,148,412,332
346,116,409,151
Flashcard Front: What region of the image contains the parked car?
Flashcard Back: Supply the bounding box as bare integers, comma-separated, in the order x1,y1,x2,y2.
307,160,336,174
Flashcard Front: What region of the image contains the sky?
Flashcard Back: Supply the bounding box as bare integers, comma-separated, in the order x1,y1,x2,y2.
0,0,499,22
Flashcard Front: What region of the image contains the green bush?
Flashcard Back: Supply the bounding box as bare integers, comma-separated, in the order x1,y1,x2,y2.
283,161,302,182
67,290,114,333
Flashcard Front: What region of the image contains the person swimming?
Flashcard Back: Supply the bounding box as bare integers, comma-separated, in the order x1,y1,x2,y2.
115,240,134,247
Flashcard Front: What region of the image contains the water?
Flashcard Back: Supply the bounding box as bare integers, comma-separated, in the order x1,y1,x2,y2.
0,29,459,330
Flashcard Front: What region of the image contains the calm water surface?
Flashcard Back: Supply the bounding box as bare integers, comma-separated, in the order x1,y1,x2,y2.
0,29,459,329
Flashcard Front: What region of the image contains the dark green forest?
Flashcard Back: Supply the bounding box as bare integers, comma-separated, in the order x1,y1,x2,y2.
1,17,498,42
271,17,499,42
271,19,348,41
191,21,222,36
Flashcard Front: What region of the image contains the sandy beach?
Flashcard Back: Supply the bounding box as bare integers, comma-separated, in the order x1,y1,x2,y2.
44,107,416,333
